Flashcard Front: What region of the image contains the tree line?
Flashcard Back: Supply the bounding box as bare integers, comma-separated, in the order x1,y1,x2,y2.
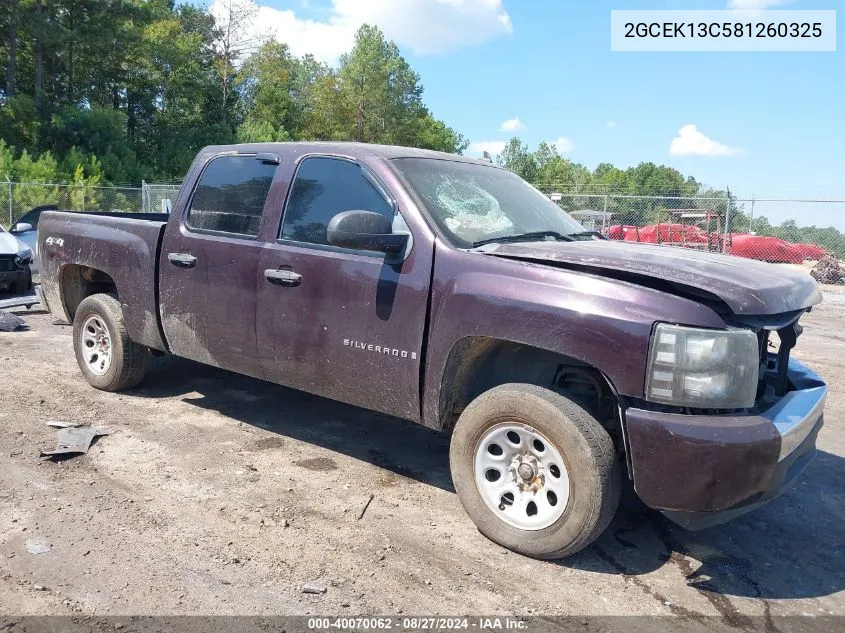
495,138,845,255
0,0,466,186
1,1,842,254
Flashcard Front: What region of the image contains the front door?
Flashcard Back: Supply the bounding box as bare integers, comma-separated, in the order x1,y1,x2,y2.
159,153,278,378
256,156,431,421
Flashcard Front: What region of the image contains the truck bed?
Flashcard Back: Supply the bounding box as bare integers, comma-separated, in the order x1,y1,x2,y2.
38,211,170,351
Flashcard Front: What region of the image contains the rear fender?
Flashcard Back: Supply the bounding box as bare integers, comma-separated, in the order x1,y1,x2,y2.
38,212,167,350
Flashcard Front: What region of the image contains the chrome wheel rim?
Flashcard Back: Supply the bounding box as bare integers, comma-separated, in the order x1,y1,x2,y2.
80,315,112,376
474,423,570,531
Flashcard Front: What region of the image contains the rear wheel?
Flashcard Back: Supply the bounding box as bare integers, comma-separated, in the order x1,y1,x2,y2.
72,293,149,391
449,383,620,559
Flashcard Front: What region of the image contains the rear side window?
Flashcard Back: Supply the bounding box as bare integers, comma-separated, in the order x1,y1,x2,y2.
187,155,277,236
280,157,393,246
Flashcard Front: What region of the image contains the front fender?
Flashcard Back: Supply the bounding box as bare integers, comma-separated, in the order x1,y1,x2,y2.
422,244,727,429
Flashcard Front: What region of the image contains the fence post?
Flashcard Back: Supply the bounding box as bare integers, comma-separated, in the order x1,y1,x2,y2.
723,187,732,253
602,192,609,232
749,196,756,233
6,176,11,226
82,184,86,212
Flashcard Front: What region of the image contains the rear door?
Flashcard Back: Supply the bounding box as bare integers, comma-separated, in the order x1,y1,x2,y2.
159,153,278,378
256,155,432,421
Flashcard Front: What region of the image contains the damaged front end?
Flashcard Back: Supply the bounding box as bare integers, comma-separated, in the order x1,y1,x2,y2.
624,308,826,529
0,251,33,295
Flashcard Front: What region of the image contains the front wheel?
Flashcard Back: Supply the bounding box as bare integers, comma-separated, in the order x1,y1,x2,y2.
449,383,620,559
72,293,149,391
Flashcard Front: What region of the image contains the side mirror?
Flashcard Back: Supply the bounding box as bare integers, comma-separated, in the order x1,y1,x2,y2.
327,210,409,255
11,222,33,234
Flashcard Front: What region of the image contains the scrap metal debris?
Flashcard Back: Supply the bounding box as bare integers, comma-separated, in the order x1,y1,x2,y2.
46,420,83,429
0,288,42,311
811,254,845,285
301,582,328,595
0,311,26,332
41,422,109,458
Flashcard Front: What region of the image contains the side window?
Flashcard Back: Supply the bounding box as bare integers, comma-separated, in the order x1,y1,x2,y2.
280,157,393,246
187,155,277,236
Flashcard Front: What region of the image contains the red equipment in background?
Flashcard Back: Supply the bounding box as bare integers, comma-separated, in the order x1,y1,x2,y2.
602,209,826,264
726,234,804,264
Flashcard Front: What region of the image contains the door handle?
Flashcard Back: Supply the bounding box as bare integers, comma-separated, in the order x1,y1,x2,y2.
264,268,302,287
168,252,197,268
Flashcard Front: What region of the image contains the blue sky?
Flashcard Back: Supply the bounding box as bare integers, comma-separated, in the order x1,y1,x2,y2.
214,0,842,209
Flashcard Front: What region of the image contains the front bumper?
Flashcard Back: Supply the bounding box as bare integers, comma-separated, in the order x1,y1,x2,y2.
625,359,826,529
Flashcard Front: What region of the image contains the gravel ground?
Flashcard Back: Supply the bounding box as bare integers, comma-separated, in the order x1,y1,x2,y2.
0,299,843,630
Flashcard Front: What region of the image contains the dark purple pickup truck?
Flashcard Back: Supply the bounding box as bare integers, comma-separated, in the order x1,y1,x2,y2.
38,143,827,559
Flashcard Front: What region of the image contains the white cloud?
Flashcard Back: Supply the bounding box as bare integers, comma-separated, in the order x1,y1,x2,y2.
467,140,507,156
669,124,741,157
727,1,790,9
605,120,617,129
549,136,575,153
499,117,524,132
212,0,513,65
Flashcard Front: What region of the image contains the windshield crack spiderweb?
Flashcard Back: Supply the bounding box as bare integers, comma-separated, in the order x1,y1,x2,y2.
434,175,514,238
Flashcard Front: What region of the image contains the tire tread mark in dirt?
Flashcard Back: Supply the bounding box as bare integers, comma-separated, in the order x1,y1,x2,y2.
655,519,780,633
593,545,707,623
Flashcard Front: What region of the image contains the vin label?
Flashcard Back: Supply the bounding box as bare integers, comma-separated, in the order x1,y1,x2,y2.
611,10,836,52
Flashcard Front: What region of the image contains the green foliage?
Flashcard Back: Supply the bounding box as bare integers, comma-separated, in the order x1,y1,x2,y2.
0,6,464,183
498,136,845,252
337,25,423,144
497,138,538,182
415,115,469,154
0,4,839,252
236,42,300,142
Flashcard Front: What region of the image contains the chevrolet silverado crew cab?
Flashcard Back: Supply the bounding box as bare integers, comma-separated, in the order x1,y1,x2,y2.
38,143,826,559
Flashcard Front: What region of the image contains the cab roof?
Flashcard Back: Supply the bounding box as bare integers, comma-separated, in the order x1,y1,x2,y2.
199,142,499,167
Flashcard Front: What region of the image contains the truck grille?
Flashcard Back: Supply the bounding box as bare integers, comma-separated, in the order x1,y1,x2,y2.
0,255,16,271
759,319,801,397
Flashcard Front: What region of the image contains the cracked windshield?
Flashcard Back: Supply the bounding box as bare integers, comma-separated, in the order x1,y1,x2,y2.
393,158,587,248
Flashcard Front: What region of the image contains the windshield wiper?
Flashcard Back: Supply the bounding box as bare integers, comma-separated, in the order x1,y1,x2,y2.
471,231,574,248
566,230,607,241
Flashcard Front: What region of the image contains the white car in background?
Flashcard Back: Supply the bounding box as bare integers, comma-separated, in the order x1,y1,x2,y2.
9,204,56,277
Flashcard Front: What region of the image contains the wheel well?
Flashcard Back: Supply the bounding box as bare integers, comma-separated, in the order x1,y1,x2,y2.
438,337,621,440
60,264,118,319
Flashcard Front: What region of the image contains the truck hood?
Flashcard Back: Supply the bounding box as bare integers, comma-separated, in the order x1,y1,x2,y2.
478,240,822,316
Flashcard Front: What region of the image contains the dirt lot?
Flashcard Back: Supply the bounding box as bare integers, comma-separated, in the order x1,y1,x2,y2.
1,297,843,629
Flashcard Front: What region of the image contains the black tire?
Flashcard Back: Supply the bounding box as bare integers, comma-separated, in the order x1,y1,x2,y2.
449,383,620,559
72,293,149,391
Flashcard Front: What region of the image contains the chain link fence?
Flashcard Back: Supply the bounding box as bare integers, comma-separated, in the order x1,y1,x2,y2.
141,181,182,214
538,188,845,284
3,180,845,284
0,181,182,227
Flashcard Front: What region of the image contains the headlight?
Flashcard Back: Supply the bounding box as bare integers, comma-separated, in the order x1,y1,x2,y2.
14,249,32,267
645,324,759,409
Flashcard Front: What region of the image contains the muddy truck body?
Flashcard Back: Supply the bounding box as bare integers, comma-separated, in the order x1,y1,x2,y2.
38,143,826,559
